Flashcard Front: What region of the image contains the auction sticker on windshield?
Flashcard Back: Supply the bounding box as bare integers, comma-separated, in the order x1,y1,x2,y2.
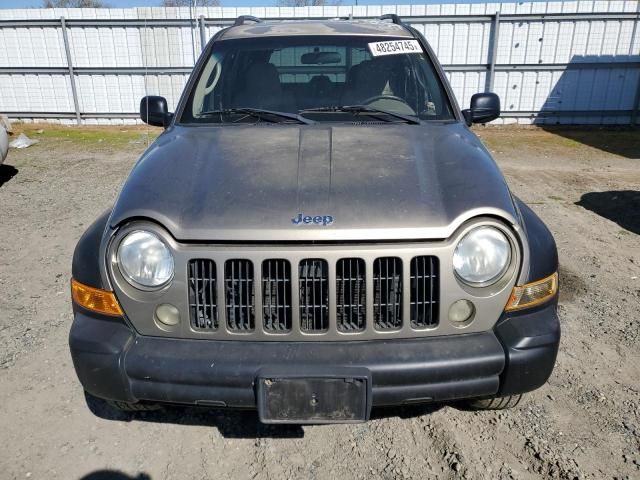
368,40,422,57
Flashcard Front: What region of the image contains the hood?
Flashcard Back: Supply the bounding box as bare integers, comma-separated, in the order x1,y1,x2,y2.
110,123,517,241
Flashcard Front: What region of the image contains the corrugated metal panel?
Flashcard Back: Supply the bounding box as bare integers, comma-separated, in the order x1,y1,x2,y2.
0,1,638,125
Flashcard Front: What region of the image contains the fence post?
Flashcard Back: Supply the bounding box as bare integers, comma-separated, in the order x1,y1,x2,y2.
199,15,207,52
486,12,500,92
631,7,640,126
632,77,640,126
60,17,81,126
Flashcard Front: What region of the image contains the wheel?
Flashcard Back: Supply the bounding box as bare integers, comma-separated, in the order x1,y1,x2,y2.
84,391,162,419
466,394,523,410
107,399,162,412
0,126,8,165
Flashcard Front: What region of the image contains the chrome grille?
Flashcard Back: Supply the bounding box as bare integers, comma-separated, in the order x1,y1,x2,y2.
298,259,329,333
373,257,403,330
410,256,439,328
336,258,366,332
262,259,292,332
188,259,218,330
224,259,255,331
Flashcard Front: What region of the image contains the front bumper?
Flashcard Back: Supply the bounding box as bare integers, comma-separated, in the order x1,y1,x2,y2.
69,302,560,412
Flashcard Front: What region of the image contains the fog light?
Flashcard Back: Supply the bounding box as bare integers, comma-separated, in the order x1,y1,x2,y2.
449,299,475,324
155,304,180,326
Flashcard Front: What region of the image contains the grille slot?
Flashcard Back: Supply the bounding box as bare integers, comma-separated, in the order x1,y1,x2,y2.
188,259,218,330
224,259,255,331
336,258,366,332
410,256,439,328
299,259,329,333
186,252,442,340
262,259,292,332
373,257,403,330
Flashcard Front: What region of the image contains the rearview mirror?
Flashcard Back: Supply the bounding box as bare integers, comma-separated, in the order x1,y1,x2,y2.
140,96,172,128
301,51,342,65
463,92,500,125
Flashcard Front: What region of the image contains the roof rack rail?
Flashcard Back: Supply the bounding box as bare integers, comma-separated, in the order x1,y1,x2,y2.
379,14,403,25
234,15,263,26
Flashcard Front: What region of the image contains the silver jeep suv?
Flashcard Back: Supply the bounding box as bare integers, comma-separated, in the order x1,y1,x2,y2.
70,15,560,423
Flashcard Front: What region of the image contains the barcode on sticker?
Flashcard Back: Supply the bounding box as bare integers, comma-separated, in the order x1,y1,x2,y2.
368,40,422,57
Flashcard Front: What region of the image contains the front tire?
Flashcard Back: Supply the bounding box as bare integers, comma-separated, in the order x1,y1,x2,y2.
466,394,523,410
83,391,161,420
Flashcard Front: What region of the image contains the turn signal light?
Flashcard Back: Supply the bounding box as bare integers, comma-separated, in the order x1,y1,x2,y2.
71,279,123,316
505,272,558,312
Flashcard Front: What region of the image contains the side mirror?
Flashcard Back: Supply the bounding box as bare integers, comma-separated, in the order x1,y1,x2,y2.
140,96,172,128
462,92,500,125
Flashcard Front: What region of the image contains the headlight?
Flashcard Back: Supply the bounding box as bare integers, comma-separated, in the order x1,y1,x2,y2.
117,230,174,289
453,226,512,286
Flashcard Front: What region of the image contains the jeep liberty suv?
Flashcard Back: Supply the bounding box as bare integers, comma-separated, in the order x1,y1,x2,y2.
70,15,560,424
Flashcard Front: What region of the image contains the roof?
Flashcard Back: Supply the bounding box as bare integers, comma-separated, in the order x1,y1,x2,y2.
219,20,413,40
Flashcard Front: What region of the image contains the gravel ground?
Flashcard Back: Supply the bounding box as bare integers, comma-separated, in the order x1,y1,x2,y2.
0,125,638,480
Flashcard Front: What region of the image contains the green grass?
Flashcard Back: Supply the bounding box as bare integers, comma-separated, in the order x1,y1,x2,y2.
476,125,640,159
11,123,161,149
9,123,640,160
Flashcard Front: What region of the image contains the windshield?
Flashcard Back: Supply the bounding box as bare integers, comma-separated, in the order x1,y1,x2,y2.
181,35,455,124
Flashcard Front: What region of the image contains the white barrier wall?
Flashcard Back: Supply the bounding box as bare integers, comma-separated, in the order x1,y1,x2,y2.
0,0,639,125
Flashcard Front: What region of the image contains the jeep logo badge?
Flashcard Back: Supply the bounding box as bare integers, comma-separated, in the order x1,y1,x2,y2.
291,213,334,226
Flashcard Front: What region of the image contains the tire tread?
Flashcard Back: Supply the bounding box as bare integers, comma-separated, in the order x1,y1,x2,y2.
107,400,162,412
467,394,523,410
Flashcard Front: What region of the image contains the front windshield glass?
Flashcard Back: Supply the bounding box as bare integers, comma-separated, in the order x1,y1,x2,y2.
181,35,455,124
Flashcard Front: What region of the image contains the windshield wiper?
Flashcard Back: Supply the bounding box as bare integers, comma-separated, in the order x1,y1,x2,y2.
199,108,314,125
300,105,421,125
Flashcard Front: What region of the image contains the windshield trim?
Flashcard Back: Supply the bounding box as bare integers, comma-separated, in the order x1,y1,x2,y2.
174,33,460,126
406,25,465,124
171,118,458,129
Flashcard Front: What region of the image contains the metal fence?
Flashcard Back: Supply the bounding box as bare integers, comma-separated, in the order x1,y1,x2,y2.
0,1,639,125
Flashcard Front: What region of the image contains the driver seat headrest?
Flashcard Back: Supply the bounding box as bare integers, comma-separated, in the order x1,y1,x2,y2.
341,59,394,105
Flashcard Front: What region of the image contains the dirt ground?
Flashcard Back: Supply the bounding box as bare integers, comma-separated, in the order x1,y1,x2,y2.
0,124,638,480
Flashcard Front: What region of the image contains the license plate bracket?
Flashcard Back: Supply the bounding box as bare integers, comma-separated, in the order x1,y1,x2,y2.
257,373,371,424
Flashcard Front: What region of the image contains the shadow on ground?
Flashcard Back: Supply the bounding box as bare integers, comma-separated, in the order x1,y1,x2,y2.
0,164,18,187
79,471,151,480
538,127,640,159
85,393,445,439
576,191,640,235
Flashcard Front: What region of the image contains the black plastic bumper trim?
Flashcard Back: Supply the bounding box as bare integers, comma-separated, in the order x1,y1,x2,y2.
72,209,111,290
495,299,561,396
69,301,560,408
69,313,135,402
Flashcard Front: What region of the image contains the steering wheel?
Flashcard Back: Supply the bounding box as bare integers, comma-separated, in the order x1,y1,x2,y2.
362,95,410,106
361,94,416,116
